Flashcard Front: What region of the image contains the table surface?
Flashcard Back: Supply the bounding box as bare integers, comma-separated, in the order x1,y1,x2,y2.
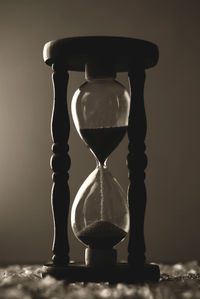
0,261,200,298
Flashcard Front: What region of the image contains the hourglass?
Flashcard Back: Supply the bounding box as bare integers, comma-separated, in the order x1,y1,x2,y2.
43,36,160,282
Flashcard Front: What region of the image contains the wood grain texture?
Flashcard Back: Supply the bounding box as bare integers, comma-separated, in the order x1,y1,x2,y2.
51,63,70,265
127,69,147,266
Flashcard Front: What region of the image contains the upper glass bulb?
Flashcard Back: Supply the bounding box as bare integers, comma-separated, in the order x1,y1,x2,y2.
71,62,130,164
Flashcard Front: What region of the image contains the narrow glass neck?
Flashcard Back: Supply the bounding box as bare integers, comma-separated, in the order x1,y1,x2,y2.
96,158,107,168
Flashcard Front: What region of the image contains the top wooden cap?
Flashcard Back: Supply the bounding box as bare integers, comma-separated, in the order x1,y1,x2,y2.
43,36,159,72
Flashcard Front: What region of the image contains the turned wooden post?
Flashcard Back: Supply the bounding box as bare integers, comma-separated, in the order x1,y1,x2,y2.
50,63,70,265
127,69,147,266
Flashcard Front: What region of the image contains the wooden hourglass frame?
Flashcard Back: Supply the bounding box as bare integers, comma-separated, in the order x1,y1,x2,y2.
42,36,160,282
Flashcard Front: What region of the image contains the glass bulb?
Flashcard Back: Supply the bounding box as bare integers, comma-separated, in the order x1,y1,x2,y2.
71,64,130,264
71,166,130,249
72,75,130,163
71,77,130,130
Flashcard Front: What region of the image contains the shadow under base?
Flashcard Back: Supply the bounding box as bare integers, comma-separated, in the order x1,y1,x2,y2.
43,262,160,283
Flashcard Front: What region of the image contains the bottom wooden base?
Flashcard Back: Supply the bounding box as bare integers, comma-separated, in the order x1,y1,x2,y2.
42,262,160,283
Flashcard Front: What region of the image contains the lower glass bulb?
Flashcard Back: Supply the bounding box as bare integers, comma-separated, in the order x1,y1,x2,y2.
71,166,129,250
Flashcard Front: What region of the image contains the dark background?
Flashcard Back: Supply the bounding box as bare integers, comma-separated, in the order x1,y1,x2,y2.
0,0,199,264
